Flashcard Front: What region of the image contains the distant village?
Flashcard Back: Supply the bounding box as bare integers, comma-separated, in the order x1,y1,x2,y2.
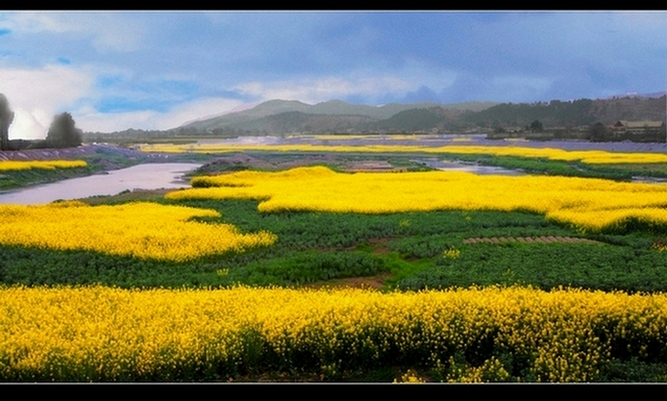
607,120,665,137
486,119,665,142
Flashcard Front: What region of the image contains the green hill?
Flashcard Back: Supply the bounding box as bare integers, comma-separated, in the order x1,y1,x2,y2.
82,95,666,141
182,99,498,133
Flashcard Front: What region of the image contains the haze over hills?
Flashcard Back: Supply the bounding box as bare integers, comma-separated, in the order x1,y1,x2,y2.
81,94,666,143
602,91,667,100
181,99,498,132
178,96,665,135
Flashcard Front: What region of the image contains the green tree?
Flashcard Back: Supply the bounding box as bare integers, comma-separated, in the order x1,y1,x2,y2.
0,94,15,151
589,122,608,142
530,120,543,133
46,112,82,148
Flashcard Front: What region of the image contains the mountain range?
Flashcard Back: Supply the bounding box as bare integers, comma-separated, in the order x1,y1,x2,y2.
179,99,497,133
178,95,666,135
83,93,667,140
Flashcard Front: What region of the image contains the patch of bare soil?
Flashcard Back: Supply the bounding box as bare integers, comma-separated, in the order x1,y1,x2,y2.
366,237,394,255
343,160,404,172
0,145,99,161
299,239,397,291
302,273,393,291
275,153,338,170
201,154,274,172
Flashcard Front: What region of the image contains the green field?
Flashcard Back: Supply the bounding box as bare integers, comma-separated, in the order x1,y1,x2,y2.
4,146,667,382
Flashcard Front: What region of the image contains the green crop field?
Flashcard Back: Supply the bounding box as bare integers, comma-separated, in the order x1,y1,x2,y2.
3,144,667,382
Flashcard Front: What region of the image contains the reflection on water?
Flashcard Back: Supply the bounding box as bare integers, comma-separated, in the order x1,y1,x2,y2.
414,158,525,176
0,163,201,205
197,136,282,145
631,176,667,184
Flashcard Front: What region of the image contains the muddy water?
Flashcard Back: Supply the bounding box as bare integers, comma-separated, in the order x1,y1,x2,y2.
0,163,201,205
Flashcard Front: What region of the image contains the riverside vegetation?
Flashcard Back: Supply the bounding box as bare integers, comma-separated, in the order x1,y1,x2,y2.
0,159,91,191
4,143,667,382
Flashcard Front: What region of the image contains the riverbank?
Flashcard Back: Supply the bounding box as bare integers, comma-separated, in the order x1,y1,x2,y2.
0,143,206,194
0,143,178,164
4,138,667,197
0,162,202,205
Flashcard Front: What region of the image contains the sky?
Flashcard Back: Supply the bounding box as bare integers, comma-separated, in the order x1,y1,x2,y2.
0,11,666,139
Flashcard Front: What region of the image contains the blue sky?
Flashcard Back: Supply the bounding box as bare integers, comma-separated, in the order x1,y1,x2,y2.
0,11,665,138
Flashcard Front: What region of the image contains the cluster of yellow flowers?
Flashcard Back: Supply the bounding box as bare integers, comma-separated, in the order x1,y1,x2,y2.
393,369,427,383
311,134,451,141
0,201,275,261
442,247,461,260
140,143,667,165
429,145,667,164
166,166,667,233
0,285,664,382
652,243,667,252
0,159,87,171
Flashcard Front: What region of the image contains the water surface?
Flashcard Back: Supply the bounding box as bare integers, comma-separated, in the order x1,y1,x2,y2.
413,158,525,176
0,163,201,205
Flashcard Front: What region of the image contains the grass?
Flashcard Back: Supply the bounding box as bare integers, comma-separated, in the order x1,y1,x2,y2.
0,164,97,191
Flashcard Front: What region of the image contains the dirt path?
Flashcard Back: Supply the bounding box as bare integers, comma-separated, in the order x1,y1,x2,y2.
302,273,393,291
462,236,605,245
0,144,100,161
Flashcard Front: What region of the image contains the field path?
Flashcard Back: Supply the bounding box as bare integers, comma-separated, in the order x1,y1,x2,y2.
462,236,605,245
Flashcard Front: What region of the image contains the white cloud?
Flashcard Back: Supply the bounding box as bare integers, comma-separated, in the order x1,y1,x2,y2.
75,97,246,133
0,64,94,139
235,77,395,104
0,60,248,137
608,11,667,35
74,106,156,133
490,75,554,100
165,97,247,128
6,12,75,33
10,109,48,140
235,69,457,105
4,12,144,52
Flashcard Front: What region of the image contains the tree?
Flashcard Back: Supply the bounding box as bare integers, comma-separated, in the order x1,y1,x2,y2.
0,94,15,151
589,122,608,142
46,112,82,148
529,120,543,133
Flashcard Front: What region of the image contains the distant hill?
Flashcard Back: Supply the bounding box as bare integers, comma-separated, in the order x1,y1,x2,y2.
82,95,666,142
370,107,471,132
181,99,498,133
464,99,598,128
602,91,667,100
463,96,666,129
589,96,667,124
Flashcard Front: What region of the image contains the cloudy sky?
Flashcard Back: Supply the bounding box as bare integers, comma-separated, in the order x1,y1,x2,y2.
0,11,666,139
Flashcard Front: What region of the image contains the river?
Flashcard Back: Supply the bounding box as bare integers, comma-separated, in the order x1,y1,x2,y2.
413,158,525,176
0,163,201,205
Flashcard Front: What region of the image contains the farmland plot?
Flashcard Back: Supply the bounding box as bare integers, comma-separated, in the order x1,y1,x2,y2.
4,144,667,382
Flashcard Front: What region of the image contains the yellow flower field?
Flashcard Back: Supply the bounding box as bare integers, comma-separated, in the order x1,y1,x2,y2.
140,142,667,164
0,201,275,261
0,284,665,382
166,166,667,232
0,159,87,171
